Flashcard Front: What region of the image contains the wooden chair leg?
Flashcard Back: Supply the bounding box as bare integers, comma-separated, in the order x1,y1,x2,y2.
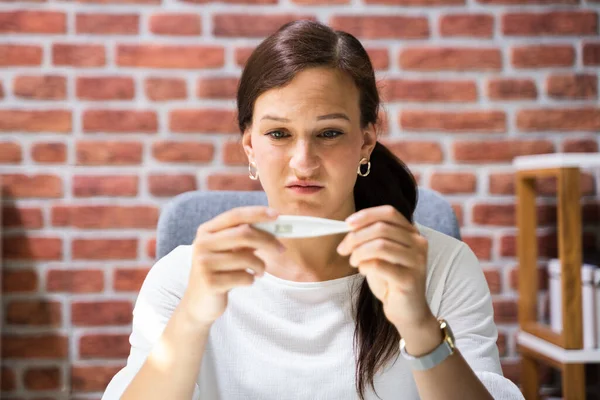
522,354,540,400
563,363,585,400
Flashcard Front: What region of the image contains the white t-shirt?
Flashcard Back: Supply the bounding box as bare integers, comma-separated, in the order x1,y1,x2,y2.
102,223,524,399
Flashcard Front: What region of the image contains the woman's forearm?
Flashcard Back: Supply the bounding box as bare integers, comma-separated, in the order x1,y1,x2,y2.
400,316,494,400
121,297,211,400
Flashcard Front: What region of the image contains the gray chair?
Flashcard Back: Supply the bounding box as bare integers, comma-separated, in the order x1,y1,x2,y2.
155,188,461,260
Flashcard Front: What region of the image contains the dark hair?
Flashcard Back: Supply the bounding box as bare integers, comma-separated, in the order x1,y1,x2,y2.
236,20,418,399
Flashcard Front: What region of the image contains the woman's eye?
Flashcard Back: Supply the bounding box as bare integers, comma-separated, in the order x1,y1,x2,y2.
321,130,343,139
266,130,288,139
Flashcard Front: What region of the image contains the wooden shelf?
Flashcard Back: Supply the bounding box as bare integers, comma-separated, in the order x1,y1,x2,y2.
518,332,600,364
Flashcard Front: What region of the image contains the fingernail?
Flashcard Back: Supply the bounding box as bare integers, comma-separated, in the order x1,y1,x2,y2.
346,214,359,224
267,208,279,217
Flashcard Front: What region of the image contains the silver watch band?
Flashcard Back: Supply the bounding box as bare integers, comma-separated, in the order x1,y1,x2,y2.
399,338,453,371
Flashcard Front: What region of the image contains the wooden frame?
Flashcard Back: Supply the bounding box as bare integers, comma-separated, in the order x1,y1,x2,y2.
516,167,585,400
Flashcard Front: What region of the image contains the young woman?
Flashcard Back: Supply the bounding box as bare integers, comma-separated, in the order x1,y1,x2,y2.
103,20,524,400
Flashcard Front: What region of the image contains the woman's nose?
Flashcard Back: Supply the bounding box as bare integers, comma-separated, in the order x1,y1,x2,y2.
288,140,319,174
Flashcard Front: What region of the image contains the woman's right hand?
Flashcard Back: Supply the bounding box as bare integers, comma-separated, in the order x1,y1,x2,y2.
180,206,285,329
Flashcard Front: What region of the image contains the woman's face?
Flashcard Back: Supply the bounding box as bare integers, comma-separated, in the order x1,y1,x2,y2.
242,67,377,218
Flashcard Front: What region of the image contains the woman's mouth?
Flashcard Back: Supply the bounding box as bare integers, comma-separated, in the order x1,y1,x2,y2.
287,185,323,194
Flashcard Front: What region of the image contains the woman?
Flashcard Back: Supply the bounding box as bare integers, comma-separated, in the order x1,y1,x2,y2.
103,20,524,399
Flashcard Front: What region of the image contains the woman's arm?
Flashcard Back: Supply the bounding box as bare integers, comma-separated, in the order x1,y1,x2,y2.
121,295,211,400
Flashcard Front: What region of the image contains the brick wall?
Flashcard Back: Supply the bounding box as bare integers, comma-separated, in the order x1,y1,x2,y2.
1,0,599,398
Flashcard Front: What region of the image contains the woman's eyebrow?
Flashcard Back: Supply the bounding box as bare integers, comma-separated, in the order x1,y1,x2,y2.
260,113,351,122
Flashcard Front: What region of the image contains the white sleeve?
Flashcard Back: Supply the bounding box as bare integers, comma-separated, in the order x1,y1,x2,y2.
437,243,524,400
101,245,200,400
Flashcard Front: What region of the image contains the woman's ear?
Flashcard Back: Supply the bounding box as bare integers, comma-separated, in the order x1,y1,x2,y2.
242,128,254,161
361,123,377,159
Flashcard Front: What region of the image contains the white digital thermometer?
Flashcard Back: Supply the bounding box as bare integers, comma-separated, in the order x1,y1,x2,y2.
252,215,352,238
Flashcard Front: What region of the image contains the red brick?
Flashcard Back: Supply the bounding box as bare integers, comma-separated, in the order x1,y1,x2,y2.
77,77,135,100
5,300,62,326
223,140,247,166
493,299,518,324
483,268,502,294
76,13,139,34
149,13,201,35
429,172,476,194
1,174,63,198
0,110,71,133
235,47,254,67
71,365,124,392
47,269,104,293
400,47,501,71
23,367,61,390
72,239,138,260
2,269,38,293
487,79,537,100
13,75,67,100
512,45,574,68
546,74,597,100
147,237,156,259
79,334,130,359
76,141,143,165
365,0,464,4
453,140,554,163
207,173,263,191
473,203,556,226
517,107,600,132
401,110,506,133
366,48,389,71
213,14,316,37
0,81,3,99
509,265,549,291
2,206,43,229
2,236,62,261
72,301,132,326
117,45,224,69
478,0,577,3
500,232,559,258
73,175,139,197
382,140,444,164
562,138,598,153
145,77,187,101
1,334,68,359
31,143,67,163
83,110,157,133
169,109,238,134
0,142,22,163
197,77,239,100
489,172,596,196
329,15,429,39
0,44,42,66
439,14,494,38
152,141,214,163
182,0,276,3
0,11,66,33
148,174,197,196
292,0,348,3
462,236,492,260
52,205,158,229
380,79,477,103
77,0,160,3
114,268,150,292
53,44,106,67
502,11,598,36
583,42,600,66
1,366,16,391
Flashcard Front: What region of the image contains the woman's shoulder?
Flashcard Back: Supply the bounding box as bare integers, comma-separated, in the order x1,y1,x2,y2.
415,222,470,267
137,245,194,301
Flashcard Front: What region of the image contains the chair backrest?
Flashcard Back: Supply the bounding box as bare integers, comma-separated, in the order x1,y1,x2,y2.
156,188,461,260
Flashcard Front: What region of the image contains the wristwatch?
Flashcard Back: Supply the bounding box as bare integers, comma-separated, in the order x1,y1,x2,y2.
399,319,456,371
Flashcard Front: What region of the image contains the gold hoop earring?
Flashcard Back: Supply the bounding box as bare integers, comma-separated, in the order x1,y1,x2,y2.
248,161,259,180
357,157,371,177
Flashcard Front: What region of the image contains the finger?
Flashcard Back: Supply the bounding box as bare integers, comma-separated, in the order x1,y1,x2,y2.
196,249,266,276
359,259,416,293
346,205,417,234
199,206,279,234
207,270,256,292
198,223,285,254
349,238,419,268
338,221,413,255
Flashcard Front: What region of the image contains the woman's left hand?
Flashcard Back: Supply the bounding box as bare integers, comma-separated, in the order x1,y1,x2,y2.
337,205,433,336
